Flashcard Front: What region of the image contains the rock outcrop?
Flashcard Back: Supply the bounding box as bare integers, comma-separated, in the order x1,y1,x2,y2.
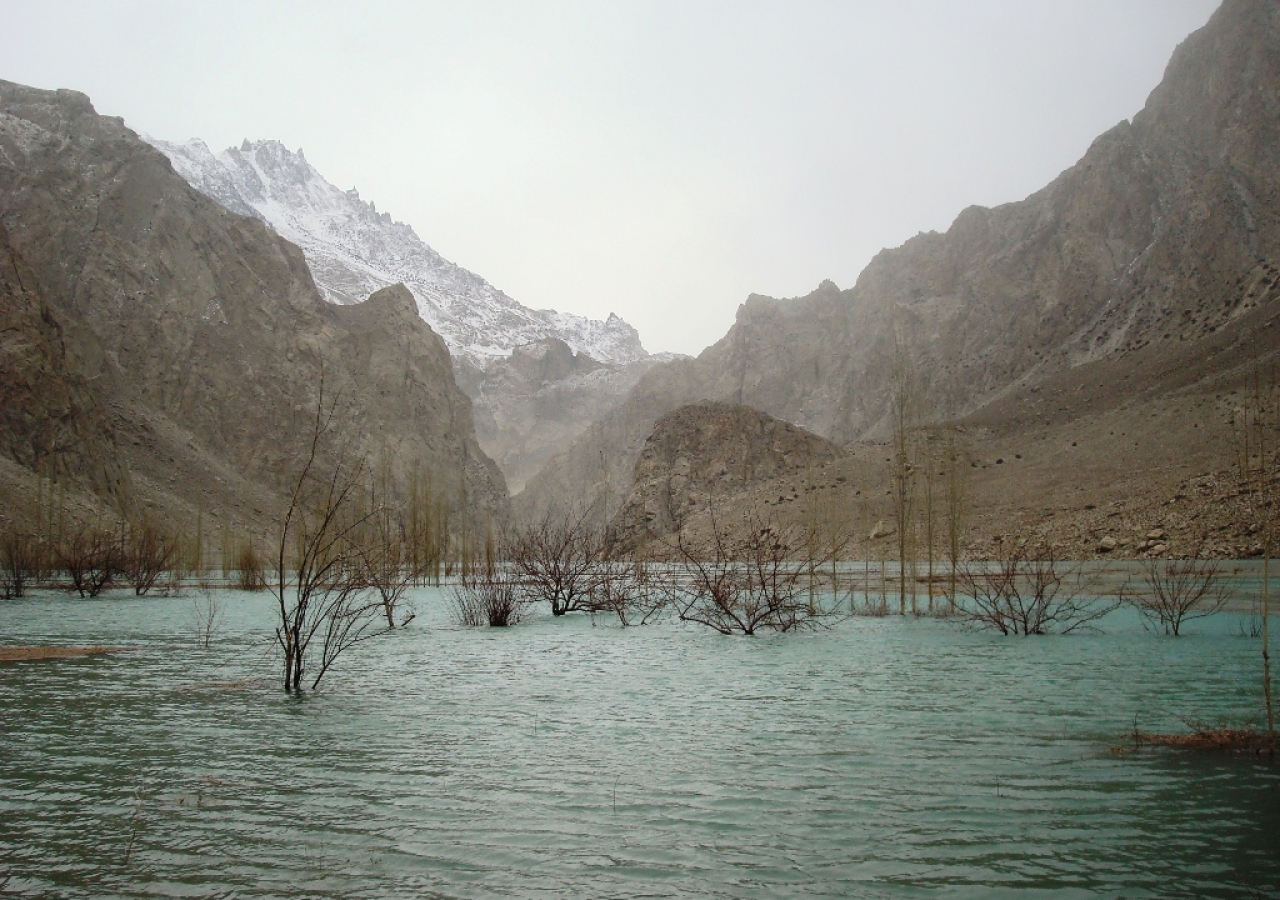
606,401,841,554
0,221,130,508
0,80,506,540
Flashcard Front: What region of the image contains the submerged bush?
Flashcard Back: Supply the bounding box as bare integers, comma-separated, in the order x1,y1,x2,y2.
451,569,525,627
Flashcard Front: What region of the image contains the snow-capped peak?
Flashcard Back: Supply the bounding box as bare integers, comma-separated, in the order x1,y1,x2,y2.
146,136,648,368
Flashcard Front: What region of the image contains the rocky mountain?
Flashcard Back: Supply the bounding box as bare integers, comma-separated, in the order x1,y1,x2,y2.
145,135,660,490
0,80,507,544
518,0,1280,557
144,136,649,370
606,401,842,555
450,337,669,494
0,219,130,508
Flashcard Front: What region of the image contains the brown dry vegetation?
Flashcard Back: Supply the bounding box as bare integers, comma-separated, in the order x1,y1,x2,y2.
0,646,117,662
1123,720,1275,756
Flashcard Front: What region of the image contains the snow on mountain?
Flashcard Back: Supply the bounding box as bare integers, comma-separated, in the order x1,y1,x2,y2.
145,137,648,368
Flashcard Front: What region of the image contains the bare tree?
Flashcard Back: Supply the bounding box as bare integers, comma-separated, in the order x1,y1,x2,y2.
1234,368,1278,747
889,335,919,615
1121,541,1227,636
941,423,968,613
955,541,1118,635
508,506,607,616
190,590,223,648
0,528,41,599
921,437,937,614
354,502,416,628
591,560,665,626
123,521,177,596
274,388,388,693
59,525,122,598
667,510,837,635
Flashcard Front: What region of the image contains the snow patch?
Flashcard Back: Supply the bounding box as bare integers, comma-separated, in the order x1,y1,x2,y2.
145,136,649,368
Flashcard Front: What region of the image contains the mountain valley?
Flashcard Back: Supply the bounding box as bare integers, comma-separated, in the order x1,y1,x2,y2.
516,0,1280,560
0,0,1276,565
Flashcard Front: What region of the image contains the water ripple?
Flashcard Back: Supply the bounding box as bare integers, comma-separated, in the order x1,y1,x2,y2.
1,589,1277,898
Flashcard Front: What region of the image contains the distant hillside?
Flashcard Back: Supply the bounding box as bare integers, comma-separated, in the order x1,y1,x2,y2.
147,135,663,492
518,0,1280,558
0,80,507,543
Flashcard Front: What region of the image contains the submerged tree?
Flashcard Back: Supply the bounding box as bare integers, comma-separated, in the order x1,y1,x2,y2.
355,502,416,628
0,528,41,599
666,509,839,635
941,423,968,612
450,566,526,627
274,389,388,693
508,506,608,616
1234,367,1278,747
234,537,268,591
122,520,177,596
889,334,920,615
59,524,122,598
1121,540,1226,636
955,541,1117,635
595,560,666,626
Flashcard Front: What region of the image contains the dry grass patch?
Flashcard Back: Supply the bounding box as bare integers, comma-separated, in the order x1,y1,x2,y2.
0,645,117,662
1122,719,1275,755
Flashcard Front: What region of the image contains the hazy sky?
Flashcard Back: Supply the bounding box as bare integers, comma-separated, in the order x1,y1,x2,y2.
3,1,1219,356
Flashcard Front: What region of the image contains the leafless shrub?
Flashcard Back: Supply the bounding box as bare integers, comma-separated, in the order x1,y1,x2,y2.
234,540,268,592
666,510,837,635
1121,541,1227,635
123,521,177,596
591,560,665,626
451,567,525,627
508,506,608,616
955,541,1117,635
190,590,223,648
1,528,42,599
59,525,122,598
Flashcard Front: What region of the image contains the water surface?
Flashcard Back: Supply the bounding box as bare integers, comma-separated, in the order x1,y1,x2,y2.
1,586,1276,898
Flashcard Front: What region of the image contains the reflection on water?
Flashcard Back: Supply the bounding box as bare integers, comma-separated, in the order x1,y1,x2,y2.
1,584,1277,899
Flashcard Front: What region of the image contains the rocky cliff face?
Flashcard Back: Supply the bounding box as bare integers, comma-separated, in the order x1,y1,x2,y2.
0,81,506,539
0,221,130,508
145,136,657,491
518,0,1280,533
453,338,667,494
606,402,841,554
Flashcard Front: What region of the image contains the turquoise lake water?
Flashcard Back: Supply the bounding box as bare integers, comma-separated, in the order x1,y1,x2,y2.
1,582,1277,898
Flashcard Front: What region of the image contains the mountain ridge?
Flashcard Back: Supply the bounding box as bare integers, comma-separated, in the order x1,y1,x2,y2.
146,134,669,493
0,79,507,543
516,0,1280,551
145,135,649,369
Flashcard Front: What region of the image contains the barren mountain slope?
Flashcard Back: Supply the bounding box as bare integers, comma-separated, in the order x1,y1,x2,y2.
518,0,1280,545
0,221,129,509
147,136,663,493
606,401,842,554
0,81,506,541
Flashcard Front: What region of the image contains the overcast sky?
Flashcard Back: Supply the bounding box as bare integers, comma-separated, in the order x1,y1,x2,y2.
2,1,1220,356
